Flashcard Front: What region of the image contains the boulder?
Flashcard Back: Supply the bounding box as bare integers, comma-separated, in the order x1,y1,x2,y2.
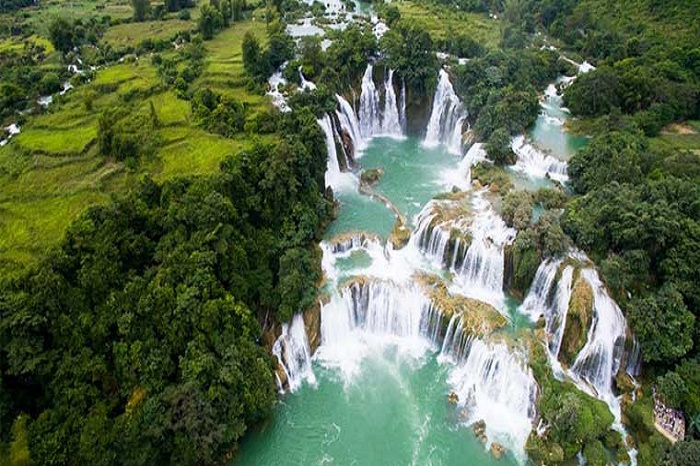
490,442,506,459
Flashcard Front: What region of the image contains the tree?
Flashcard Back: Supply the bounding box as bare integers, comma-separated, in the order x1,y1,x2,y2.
657,372,688,409
381,20,437,94
628,284,695,364
568,130,649,194
485,127,515,165
39,72,61,95
198,5,222,40
299,36,324,80
563,69,622,117
48,17,76,54
242,32,266,80
664,441,700,466
131,0,151,21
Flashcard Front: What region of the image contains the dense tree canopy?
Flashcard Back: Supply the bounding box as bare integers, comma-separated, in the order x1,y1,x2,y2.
0,108,332,465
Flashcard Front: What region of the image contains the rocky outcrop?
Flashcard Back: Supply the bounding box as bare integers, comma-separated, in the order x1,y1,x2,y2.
390,218,411,250
416,273,507,337
303,298,325,355
360,167,384,187
559,275,593,366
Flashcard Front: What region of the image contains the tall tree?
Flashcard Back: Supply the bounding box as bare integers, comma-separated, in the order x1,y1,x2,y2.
131,0,151,22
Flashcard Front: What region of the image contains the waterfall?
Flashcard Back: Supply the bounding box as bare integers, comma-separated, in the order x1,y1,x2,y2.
315,281,439,381
546,266,574,363
441,142,487,191
272,313,316,392
336,94,366,154
445,338,538,463
381,69,402,136
570,269,628,408
358,64,405,139
453,190,516,311
267,70,291,113
511,135,568,182
299,66,317,90
424,69,467,154
399,78,407,133
411,200,471,269
318,114,356,192
359,64,381,138
518,259,562,322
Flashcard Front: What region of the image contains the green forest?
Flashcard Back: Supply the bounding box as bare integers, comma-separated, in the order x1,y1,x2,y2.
1,0,699,465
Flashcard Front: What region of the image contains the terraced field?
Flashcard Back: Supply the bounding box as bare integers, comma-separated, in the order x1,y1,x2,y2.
0,16,273,272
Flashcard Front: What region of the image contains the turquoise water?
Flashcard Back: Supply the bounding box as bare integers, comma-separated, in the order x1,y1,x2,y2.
234,137,525,465
325,136,463,240
235,93,583,464
234,350,518,466
529,112,587,161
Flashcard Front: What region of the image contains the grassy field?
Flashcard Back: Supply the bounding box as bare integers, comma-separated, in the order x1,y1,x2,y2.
0,17,275,273
19,0,134,36
193,20,269,111
395,1,502,50
651,121,700,155
102,19,196,47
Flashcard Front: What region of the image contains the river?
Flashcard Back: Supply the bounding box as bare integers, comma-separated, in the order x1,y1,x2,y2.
234,63,636,465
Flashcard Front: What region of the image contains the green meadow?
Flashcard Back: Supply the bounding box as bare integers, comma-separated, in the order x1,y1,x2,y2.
0,9,271,273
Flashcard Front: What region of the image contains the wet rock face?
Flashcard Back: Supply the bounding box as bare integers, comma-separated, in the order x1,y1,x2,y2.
303,301,323,355
389,218,411,250
559,275,593,367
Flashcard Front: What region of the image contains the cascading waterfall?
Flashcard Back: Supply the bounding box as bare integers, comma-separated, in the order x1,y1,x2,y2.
518,259,562,322
511,135,568,182
359,64,381,138
358,64,405,139
336,94,366,154
571,268,628,409
381,69,403,136
399,78,407,133
441,142,487,191
424,69,467,154
411,200,471,269
315,281,439,380
272,313,316,392
546,266,574,364
318,114,356,191
299,66,317,90
445,338,538,463
453,190,516,311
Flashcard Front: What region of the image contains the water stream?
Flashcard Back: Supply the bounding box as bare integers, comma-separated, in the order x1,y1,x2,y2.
235,66,635,466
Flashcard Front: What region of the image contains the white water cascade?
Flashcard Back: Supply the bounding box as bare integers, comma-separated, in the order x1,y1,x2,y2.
318,114,356,192
336,94,366,154
444,338,538,464
453,190,516,311
399,78,407,133
511,135,568,183
299,66,317,90
518,259,562,322
411,200,471,269
272,313,317,392
381,69,402,136
358,64,405,139
315,281,440,381
571,268,628,409
359,64,381,138
424,69,467,154
441,142,487,191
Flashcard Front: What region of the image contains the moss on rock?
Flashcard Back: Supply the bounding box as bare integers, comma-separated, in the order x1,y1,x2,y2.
559,276,593,366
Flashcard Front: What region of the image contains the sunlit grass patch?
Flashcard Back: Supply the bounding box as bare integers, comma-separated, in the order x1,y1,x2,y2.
396,1,502,50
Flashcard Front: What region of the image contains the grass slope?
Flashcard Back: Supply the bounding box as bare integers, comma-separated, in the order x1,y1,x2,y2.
395,1,502,50
0,18,274,273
